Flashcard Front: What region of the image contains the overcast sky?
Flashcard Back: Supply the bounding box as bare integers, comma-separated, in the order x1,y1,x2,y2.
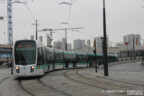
0,0,144,47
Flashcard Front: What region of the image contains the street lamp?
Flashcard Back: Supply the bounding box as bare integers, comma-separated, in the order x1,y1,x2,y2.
93,39,97,72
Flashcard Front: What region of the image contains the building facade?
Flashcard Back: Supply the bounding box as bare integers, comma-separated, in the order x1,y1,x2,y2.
0,44,12,65
53,38,72,50
73,39,85,50
123,34,141,50
53,41,62,49
87,40,91,48
95,36,108,54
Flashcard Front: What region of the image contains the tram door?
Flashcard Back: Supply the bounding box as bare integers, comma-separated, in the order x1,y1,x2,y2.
43,48,48,72
37,48,44,74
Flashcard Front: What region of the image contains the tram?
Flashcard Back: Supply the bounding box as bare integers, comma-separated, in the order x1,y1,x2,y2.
12,40,117,77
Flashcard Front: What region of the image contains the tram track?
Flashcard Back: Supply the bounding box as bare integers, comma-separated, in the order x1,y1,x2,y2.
17,77,72,96
37,78,72,96
63,70,107,90
18,78,55,96
18,80,34,96
96,75,144,87
0,77,10,85
63,69,138,96
16,67,143,96
77,70,144,89
15,68,84,96
45,69,107,96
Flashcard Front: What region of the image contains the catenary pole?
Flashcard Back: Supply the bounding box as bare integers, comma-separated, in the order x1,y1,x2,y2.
94,39,97,72
103,0,108,76
65,29,67,50
36,19,38,40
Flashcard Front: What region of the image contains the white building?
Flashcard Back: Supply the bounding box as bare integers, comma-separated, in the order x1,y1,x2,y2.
47,35,52,47
67,44,72,50
53,38,72,50
61,38,66,50
39,36,43,43
95,36,108,53
95,37,103,49
87,40,91,48
95,36,109,48
123,34,141,50
53,41,62,49
30,35,34,40
74,39,85,50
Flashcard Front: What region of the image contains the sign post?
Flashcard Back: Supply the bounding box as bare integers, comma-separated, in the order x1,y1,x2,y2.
93,39,97,73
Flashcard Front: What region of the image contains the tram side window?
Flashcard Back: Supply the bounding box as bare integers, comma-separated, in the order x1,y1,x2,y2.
64,54,68,59
43,48,46,64
79,55,82,60
37,48,43,65
47,51,54,61
55,52,63,60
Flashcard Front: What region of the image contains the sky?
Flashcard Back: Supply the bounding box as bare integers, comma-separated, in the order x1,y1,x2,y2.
0,0,144,47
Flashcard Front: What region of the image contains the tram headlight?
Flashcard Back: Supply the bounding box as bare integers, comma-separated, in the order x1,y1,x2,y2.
32,66,35,69
30,66,35,72
16,66,19,70
16,66,19,73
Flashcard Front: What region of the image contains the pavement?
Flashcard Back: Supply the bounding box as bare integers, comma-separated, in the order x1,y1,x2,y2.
79,61,144,85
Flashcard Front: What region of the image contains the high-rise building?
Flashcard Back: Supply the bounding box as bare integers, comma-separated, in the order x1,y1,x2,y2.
30,35,34,40
39,36,43,43
67,44,72,50
47,35,52,47
61,38,66,50
123,34,141,49
74,39,85,50
53,41,62,49
95,36,109,49
87,40,91,48
53,38,72,50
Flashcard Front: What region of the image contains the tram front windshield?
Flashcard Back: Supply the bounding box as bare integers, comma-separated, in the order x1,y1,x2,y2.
15,41,36,65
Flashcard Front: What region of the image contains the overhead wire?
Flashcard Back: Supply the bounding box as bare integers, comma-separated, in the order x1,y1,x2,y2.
67,0,79,23
24,3,35,21
68,4,72,23
72,0,79,4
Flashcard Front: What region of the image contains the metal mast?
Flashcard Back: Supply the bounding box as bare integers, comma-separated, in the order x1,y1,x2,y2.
103,0,108,76
7,0,13,45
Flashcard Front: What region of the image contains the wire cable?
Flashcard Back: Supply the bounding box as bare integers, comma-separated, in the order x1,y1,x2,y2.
72,0,79,4
24,4,35,21
68,4,72,23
